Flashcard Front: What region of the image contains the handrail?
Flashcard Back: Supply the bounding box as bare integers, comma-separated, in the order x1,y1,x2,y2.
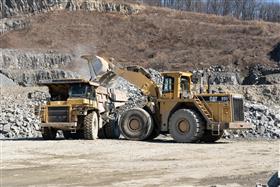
194,95,213,119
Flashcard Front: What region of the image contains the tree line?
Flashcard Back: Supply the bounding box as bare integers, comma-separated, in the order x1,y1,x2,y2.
140,0,280,22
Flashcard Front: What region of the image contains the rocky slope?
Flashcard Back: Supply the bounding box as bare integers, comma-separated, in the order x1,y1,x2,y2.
0,0,141,18
0,49,79,85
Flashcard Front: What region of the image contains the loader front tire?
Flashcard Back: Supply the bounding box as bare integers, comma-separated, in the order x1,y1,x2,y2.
169,109,204,143
104,121,120,139
84,112,99,140
200,130,223,143
119,108,153,141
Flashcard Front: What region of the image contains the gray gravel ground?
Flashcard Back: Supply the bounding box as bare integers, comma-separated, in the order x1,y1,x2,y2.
1,139,278,187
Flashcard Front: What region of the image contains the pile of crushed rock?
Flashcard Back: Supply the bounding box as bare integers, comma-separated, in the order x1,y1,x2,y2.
0,87,48,139
224,102,280,139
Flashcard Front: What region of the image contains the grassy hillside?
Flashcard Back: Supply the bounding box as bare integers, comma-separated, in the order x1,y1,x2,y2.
1,4,280,72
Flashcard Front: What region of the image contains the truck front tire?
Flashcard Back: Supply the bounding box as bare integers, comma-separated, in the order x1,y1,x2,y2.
84,112,99,140
42,127,57,140
169,109,204,143
119,108,153,141
63,131,84,139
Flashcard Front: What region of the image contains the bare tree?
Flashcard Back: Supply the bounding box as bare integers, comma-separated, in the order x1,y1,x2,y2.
142,0,280,22
222,0,232,16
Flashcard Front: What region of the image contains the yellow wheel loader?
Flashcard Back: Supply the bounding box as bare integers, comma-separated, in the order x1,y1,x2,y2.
83,56,252,143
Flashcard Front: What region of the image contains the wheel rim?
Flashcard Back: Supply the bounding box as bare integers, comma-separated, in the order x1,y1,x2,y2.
177,119,190,134
128,118,141,131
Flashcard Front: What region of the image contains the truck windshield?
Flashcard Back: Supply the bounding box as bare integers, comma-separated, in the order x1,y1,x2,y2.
69,84,87,97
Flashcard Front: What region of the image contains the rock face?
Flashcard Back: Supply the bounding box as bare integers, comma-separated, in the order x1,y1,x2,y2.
0,49,79,85
0,18,30,35
212,84,280,106
0,73,17,86
242,64,280,85
0,0,141,18
192,71,240,85
269,42,280,65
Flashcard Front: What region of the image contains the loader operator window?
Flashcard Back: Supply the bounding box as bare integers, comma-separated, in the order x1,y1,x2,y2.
162,76,174,93
180,76,189,98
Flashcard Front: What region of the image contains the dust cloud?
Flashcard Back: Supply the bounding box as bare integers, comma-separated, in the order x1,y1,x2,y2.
66,44,97,80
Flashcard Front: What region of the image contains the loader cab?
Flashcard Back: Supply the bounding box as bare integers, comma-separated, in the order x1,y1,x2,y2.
161,72,192,99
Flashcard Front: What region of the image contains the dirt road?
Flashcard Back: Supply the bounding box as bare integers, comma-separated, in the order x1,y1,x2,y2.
1,138,279,187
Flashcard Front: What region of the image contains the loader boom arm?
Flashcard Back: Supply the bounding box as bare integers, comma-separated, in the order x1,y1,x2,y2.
114,66,160,97
82,55,160,98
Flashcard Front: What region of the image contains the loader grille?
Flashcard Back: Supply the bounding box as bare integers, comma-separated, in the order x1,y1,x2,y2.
48,106,69,122
232,98,244,121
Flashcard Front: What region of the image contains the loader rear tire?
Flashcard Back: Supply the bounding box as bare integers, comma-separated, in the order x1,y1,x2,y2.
169,109,204,143
42,128,57,140
84,112,99,140
119,108,153,141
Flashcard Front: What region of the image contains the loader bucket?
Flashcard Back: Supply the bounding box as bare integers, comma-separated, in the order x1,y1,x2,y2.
81,55,111,81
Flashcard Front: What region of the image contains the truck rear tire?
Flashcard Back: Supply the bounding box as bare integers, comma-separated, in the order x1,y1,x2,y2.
200,130,223,143
169,109,204,143
84,112,99,140
42,127,57,140
119,108,153,141
98,128,106,139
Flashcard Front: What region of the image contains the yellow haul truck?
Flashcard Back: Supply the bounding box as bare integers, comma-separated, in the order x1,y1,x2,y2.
84,56,252,143
38,79,127,140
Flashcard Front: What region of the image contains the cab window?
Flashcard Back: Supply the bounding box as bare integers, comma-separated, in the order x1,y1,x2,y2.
69,84,96,99
162,76,174,93
69,84,87,97
180,76,189,97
